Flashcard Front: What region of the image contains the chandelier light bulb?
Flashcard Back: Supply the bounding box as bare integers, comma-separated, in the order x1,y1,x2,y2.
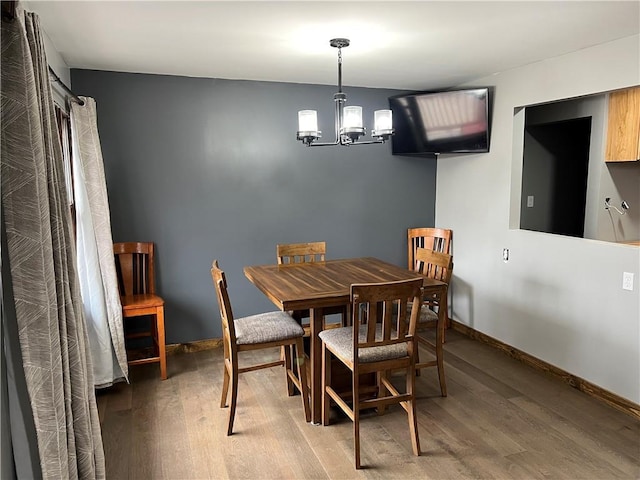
343,106,363,129
374,110,392,131
298,110,319,133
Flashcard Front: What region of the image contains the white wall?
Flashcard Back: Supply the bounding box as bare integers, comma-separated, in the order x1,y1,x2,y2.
43,29,71,108
24,0,72,107
437,35,640,404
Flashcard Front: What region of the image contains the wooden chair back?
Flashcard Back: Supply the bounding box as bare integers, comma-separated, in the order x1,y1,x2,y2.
211,260,237,347
114,242,156,295
277,241,326,264
351,278,423,354
414,248,453,284
407,227,452,271
277,241,345,330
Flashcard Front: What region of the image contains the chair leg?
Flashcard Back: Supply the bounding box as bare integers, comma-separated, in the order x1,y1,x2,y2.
436,323,447,397
443,313,449,343
295,338,311,423
415,340,421,377
376,370,388,415
284,345,295,396
227,362,239,436
322,344,331,426
156,307,167,380
353,371,361,470
443,294,450,343
220,361,230,408
406,364,421,456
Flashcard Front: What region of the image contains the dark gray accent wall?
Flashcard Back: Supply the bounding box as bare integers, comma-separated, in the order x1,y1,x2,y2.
71,70,437,343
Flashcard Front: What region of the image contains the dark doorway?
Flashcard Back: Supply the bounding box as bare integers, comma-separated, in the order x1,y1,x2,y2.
520,117,592,237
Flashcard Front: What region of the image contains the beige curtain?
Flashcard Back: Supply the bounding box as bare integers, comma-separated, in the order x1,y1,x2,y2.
1,5,105,480
71,98,128,388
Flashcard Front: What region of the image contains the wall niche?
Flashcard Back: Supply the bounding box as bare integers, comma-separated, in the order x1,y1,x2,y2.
512,90,639,244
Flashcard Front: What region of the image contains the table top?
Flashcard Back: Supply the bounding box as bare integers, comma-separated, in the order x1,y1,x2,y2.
244,257,446,311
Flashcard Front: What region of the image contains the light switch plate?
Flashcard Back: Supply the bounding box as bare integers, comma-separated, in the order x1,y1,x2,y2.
527,195,534,208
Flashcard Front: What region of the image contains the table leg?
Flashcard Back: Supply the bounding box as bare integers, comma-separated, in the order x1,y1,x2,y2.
310,306,324,424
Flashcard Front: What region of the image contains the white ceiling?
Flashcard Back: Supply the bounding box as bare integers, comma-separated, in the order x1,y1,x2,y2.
29,1,640,91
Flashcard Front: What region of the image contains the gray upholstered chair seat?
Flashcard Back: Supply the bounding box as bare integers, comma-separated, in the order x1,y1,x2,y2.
235,311,304,345
407,301,438,323
319,324,409,363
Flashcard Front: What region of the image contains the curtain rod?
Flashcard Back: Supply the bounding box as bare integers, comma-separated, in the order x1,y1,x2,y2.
48,66,84,106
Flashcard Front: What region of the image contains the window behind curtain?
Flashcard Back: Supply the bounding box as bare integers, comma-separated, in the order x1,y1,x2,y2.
54,105,75,230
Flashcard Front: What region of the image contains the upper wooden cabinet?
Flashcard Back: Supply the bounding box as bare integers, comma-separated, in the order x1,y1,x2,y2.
605,86,640,162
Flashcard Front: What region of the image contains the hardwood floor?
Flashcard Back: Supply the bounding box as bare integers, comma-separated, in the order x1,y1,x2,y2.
97,330,640,479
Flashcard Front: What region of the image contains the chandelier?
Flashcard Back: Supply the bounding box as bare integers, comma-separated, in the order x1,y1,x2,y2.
296,38,394,147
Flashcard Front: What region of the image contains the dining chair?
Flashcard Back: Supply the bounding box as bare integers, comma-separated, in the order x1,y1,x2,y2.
411,247,453,396
408,227,453,332
211,260,310,435
113,242,167,380
319,278,423,469
407,227,452,271
276,242,348,334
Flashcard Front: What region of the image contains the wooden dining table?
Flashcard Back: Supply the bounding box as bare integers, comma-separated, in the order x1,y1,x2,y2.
244,256,448,424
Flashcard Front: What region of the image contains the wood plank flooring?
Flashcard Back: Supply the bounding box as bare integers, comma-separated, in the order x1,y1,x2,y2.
97,330,640,479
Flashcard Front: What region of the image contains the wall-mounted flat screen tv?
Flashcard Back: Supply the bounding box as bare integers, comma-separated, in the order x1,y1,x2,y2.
389,88,491,156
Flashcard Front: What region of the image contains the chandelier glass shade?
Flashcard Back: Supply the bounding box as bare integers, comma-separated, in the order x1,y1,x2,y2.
296,38,394,147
